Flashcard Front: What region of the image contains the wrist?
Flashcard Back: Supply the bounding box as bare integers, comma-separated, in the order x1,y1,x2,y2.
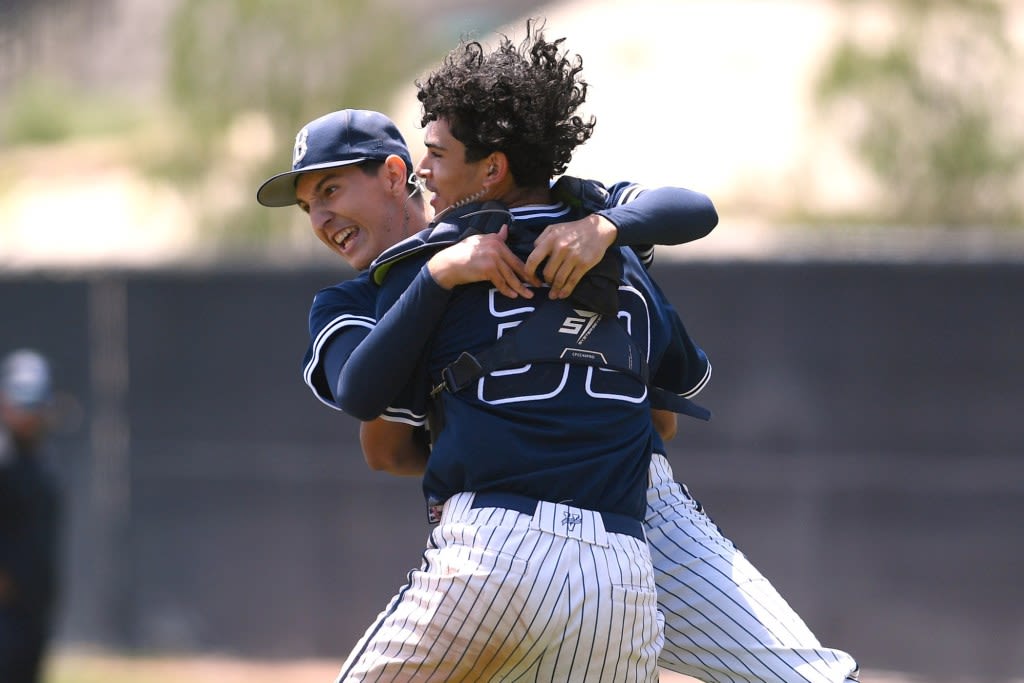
596,212,620,247
426,257,455,290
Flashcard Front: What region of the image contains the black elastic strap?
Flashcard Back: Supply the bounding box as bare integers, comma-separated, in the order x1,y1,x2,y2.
433,296,648,396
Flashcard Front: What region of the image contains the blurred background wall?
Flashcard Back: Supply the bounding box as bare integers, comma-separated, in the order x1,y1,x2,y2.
2,1,1023,682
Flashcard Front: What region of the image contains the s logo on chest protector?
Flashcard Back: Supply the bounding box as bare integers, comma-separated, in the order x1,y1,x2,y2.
558,309,601,345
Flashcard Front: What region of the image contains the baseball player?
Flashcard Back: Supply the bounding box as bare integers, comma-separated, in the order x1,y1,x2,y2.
395,26,861,683
259,33,859,683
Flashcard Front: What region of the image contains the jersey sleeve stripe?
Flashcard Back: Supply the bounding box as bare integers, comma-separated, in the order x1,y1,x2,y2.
605,183,656,267
614,183,647,206
632,245,655,268
381,408,428,427
680,359,712,398
302,314,376,409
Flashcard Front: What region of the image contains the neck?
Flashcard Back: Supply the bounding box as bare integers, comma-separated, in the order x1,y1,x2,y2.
403,196,430,235
496,185,551,208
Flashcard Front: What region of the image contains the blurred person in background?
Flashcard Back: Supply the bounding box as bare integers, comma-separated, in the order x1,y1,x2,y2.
0,349,61,683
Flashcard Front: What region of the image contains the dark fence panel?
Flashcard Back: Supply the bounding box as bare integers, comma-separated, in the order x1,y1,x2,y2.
1,262,1021,682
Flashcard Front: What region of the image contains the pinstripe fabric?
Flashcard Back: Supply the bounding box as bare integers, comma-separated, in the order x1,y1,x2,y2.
646,453,860,682
336,492,662,682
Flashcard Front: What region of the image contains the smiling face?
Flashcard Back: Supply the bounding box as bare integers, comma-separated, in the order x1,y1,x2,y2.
416,118,491,216
295,161,410,271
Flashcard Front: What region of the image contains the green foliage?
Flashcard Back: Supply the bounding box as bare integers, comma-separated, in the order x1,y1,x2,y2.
815,1,1023,227
163,0,446,244
167,0,437,145
0,77,145,145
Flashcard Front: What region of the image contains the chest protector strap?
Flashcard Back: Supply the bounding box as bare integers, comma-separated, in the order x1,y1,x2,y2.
429,296,711,423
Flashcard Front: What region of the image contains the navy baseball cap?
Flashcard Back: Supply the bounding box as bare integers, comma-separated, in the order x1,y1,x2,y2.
1,349,52,410
257,109,414,207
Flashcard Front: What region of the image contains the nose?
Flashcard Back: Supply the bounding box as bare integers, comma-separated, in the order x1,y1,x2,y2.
309,204,332,232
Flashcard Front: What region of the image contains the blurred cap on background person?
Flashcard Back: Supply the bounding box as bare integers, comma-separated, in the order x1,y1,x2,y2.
1,349,52,410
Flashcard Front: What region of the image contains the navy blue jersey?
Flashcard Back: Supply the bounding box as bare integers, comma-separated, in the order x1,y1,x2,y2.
340,201,699,520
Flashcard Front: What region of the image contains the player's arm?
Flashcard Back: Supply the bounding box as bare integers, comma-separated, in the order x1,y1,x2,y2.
360,419,429,475
316,310,432,476
601,183,718,247
647,277,712,408
320,325,432,476
651,408,678,442
334,260,451,420
302,278,381,411
335,229,529,420
528,180,718,298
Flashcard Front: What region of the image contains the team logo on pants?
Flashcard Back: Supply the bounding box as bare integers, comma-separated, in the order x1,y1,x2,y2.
562,509,583,532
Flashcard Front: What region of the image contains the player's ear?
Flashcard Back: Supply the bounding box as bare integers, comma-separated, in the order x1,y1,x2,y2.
383,154,410,195
482,152,508,187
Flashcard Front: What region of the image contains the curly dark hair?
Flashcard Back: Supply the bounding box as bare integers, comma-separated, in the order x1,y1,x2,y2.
415,19,596,187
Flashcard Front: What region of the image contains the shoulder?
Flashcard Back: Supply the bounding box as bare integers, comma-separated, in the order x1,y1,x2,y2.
310,271,377,314
315,270,376,295
551,175,648,211
369,201,514,285
368,228,436,285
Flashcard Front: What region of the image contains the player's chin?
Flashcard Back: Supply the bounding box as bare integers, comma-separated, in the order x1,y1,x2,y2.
345,253,371,271
344,247,373,271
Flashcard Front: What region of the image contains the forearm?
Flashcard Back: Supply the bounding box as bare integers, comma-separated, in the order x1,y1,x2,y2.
360,419,429,476
335,266,451,420
651,408,678,442
602,186,718,246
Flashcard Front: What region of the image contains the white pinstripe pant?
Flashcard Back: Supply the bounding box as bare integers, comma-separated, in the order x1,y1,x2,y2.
647,453,860,682
337,491,663,682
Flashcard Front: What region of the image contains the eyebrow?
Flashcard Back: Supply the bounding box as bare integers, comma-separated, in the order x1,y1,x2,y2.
313,173,341,194
297,172,340,204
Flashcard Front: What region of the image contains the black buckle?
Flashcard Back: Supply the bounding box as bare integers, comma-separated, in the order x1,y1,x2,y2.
434,352,484,396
